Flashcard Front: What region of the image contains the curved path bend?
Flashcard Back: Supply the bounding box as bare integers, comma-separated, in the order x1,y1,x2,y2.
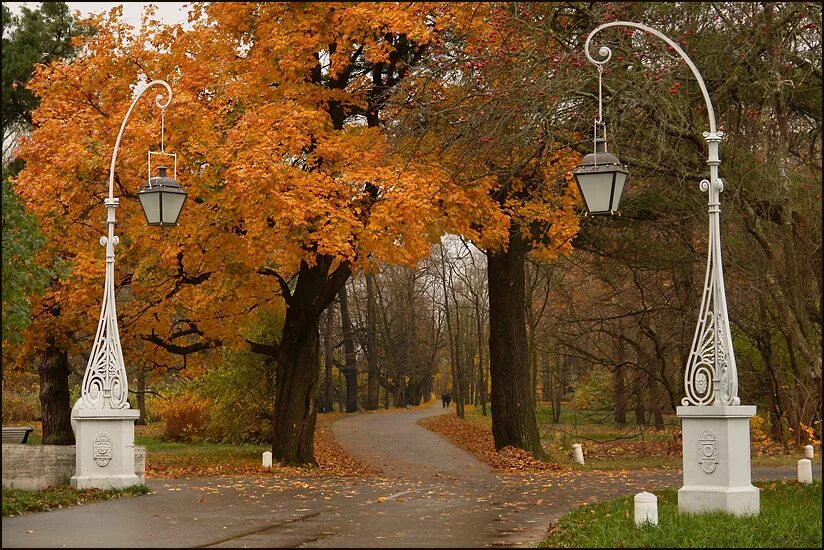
3,403,819,548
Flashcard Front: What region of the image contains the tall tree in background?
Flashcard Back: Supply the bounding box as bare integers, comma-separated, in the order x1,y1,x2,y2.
390,3,587,458
15,3,489,464
338,285,358,413
2,2,80,445
364,273,380,409
193,3,483,464
2,2,79,162
1,179,53,347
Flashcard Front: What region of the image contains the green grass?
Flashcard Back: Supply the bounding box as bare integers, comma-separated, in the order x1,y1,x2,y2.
135,434,266,454
135,434,267,474
463,405,819,470
565,456,683,470
539,480,822,548
2,485,151,517
535,405,681,431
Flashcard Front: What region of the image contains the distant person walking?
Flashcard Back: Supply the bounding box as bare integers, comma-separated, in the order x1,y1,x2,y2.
445,393,451,408
441,393,448,408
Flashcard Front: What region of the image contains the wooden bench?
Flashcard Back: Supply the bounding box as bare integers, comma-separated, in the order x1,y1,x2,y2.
2,426,34,444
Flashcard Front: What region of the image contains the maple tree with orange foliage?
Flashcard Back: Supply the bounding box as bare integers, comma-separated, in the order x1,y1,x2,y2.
12,2,588,463
13,3,482,463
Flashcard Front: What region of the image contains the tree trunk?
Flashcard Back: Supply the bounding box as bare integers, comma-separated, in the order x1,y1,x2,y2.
439,242,464,418
406,271,418,407
272,257,350,465
648,373,665,430
633,369,647,426
475,295,488,416
550,352,563,423
38,343,75,445
487,227,544,458
613,363,626,425
448,271,465,418
322,305,335,413
273,325,320,464
365,273,379,410
136,367,147,425
525,275,538,404
339,284,358,413
613,338,627,425
421,372,432,404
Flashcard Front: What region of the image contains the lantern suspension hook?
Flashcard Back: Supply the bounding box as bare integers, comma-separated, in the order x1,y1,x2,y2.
160,108,166,153
107,79,173,200
584,21,716,133
593,65,606,169
596,64,604,125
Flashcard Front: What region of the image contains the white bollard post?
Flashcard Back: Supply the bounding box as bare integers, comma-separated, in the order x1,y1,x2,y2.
262,451,273,469
797,458,812,484
572,443,585,465
804,445,814,459
634,492,658,527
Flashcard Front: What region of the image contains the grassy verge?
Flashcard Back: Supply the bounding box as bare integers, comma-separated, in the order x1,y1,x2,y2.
135,411,372,477
453,406,819,470
136,435,269,476
540,480,822,548
2,485,150,517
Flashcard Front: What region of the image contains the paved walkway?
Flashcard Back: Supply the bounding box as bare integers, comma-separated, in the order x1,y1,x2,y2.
3,403,820,548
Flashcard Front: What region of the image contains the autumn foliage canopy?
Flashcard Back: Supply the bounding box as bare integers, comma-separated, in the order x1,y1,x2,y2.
13,2,581,373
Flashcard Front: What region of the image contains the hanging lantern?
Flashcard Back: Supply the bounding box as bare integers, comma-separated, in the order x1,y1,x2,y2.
572,137,629,215
138,164,187,227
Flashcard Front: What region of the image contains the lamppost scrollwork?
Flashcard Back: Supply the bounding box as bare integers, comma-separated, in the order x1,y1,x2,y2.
573,21,758,516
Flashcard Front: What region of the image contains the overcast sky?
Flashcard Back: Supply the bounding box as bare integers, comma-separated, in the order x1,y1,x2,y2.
4,2,192,28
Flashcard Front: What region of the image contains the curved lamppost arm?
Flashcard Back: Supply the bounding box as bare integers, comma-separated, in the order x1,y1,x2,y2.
78,80,172,410
108,80,172,199
584,22,739,407
585,22,717,133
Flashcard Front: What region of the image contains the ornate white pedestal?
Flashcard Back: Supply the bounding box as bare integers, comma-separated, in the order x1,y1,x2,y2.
677,405,759,516
70,405,140,490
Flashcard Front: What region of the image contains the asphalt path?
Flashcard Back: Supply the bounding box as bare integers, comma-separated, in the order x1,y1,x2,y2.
2,403,820,548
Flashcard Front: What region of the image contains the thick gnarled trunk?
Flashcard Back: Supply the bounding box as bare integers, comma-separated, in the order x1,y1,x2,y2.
321,305,335,413
272,322,320,464
38,343,75,445
272,257,350,465
487,227,544,459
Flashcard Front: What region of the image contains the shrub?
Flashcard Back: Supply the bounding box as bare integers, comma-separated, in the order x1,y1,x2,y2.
152,388,210,442
197,348,275,443
751,412,770,444
149,305,281,444
142,393,163,423
570,369,613,412
195,306,281,443
1,383,40,423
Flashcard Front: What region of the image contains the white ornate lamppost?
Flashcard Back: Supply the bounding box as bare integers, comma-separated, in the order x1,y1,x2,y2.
71,80,187,490
573,22,759,516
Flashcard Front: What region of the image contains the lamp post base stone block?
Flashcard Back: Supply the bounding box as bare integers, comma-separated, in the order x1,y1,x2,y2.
71,474,141,491
677,405,760,516
70,405,140,490
677,485,760,516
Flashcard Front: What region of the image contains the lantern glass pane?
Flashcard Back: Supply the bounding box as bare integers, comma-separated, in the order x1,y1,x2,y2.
611,171,628,212
160,191,187,225
577,171,615,213
138,191,161,225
